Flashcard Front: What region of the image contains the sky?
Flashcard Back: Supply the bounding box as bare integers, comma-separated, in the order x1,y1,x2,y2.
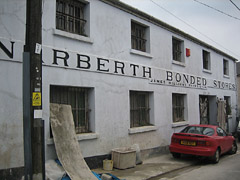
120,0,240,60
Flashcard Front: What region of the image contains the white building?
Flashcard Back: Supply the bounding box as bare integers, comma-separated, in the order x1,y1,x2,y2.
0,0,238,178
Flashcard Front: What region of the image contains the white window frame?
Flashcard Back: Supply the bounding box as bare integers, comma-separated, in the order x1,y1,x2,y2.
55,0,91,40
172,93,188,123
172,37,185,64
50,85,94,134
202,50,211,72
131,20,150,54
223,59,229,77
130,91,155,128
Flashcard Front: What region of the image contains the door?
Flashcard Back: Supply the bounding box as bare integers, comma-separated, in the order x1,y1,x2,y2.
199,96,209,124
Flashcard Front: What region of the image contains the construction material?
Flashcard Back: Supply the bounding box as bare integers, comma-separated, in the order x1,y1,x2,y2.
131,144,142,165
112,147,136,169
45,160,66,180
101,174,112,180
50,103,97,180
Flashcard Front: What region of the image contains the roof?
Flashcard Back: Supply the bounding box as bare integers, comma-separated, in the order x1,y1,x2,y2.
100,0,238,62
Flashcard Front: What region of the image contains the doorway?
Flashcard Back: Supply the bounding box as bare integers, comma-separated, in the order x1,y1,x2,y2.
199,95,217,125
199,95,209,124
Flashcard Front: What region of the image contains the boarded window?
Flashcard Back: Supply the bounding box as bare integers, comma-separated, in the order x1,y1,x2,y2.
172,38,183,62
50,85,90,133
56,0,87,36
203,50,210,70
131,22,147,52
130,91,150,127
172,94,185,123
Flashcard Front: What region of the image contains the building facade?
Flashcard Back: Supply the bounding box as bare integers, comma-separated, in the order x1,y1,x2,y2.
237,62,240,118
0,0,238,176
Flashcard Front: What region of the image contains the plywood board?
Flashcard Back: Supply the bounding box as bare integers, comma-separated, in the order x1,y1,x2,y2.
50,103,97,180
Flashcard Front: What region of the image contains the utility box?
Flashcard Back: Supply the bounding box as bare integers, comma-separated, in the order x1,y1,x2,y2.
111,147,136,169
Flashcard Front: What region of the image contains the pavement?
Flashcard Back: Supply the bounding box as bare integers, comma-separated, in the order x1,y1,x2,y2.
93,141,240,180
92,152,195,180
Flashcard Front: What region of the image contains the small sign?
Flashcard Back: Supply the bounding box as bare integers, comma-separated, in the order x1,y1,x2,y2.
34,109,42,119
32,92,41,106
35,43,42,54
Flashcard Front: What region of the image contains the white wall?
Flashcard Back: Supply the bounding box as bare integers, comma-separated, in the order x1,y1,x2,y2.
0,0,26,169
0,0,238,169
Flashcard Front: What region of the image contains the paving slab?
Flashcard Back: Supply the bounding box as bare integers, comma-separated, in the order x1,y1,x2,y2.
93,153,195,180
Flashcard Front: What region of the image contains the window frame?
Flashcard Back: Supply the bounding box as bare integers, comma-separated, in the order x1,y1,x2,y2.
131,20,149,53
172,37,184,63
172,93,187,123
50,85,91,134
202,50,211,71
223,59,229,76
56,0,88,36
130,91,151,128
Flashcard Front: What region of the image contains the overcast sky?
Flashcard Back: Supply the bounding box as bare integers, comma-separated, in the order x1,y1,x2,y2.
120,0,240,60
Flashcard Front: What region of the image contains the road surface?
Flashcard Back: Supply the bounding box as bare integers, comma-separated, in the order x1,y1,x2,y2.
153,151,240,180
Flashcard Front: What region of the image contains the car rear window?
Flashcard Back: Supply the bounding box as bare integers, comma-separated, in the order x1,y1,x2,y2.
181,126,214,136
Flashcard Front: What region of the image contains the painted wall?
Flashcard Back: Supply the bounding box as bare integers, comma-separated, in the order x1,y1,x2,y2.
42,0,238,160
0,0,238,170
0,0,26,169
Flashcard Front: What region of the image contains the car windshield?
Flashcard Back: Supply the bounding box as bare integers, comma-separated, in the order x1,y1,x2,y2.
181,126,214,136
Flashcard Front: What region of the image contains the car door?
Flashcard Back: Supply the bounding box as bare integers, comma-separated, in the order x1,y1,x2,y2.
216,128,228,153
222,129,234,151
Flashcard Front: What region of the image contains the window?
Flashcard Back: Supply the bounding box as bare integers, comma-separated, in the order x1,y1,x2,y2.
203,50,210,70
172,37,184,62
130,91,151,128
50,85,91,133
217,128,226,136
172,94,186,123
131,21,148,52
56,0,87,36
181,126,214,136
223,59,229,76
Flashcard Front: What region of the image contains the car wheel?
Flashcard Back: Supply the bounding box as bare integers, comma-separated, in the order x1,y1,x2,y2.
172,153,181,158
212,148,220,164
229,141,237,154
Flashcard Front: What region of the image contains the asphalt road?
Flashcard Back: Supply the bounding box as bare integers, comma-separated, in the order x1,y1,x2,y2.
154,151,240,180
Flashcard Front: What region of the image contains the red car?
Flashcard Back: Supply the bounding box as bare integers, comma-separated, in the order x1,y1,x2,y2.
169,124,237,163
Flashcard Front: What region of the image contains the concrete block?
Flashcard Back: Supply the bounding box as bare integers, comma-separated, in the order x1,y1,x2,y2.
112,147,136,169
101,173,112,180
